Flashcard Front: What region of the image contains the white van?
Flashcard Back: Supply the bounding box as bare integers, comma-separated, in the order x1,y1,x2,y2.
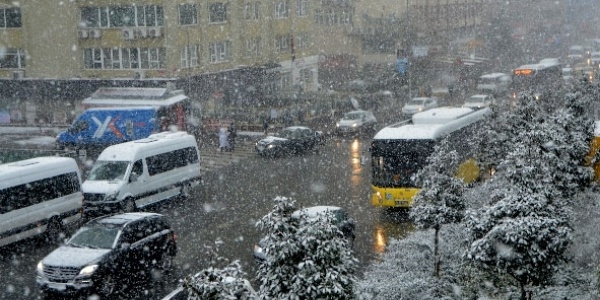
81,131,201,219
476,73,511,96
0,157,83,247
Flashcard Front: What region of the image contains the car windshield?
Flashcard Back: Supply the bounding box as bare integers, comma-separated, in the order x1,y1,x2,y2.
467,96,485,103
87,160,130,181
274,129,301,139
407,99,425,106
478,78,497,84
67,226,120,249
342,112,363,120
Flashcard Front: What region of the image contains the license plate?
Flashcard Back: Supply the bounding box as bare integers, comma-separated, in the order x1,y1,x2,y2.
395,200,408,206
47,282,67,291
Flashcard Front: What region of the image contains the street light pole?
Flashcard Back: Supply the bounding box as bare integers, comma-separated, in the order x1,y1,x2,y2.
406,0,411,99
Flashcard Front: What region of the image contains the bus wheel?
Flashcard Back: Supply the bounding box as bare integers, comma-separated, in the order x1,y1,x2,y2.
123,199,137,213
46,218,63,243
180,183,192,199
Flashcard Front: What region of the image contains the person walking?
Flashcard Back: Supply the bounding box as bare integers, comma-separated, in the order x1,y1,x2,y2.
227,122,237,151
218,127,230,152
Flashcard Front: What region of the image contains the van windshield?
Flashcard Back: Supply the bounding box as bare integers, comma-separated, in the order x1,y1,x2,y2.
88,161,130,181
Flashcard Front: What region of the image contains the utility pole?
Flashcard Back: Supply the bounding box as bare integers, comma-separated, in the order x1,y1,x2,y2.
406,0,412,99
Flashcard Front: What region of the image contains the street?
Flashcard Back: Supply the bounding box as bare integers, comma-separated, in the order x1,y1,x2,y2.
0,131,413,299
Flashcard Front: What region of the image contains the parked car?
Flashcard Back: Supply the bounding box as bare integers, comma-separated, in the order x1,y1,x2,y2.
401,97,439,116
463,94,495,109
335,109,377,136
568,45,584,62
36,212,177,298
253,205,355,261
255,126,323,158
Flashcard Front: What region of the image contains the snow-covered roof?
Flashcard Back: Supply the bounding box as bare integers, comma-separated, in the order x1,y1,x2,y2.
98,131,197,161
373,107,490,140
82,87,188,108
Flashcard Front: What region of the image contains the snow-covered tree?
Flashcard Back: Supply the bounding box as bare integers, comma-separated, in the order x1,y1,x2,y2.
183,260,257,300
255,196,358,299
410,137,466,277
466,97,573,300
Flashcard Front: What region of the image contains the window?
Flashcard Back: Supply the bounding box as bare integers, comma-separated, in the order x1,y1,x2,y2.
181,45,199,68
244,2,260,20
296,33,309,50
80,6,163,28
274,1,288,19
275,35,290,53
246,37,261,57
179,4,198,25
209,3,227,23
209,41,230,63
296,0,308,17
84,48,164,69
0,172,80,214
315,7,352,25
146,147,199,176
0,48,25,69
0,7,21,28
280,73,292,90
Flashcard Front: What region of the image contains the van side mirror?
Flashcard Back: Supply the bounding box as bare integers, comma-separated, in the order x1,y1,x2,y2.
129,173,139,183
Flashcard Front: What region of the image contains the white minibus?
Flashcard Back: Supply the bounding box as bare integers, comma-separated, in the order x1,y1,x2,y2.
0,157,83,247
82,131,201,219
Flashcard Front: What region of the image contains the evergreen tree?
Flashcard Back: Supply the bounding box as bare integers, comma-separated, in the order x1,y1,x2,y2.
466,97,572,300
410,137,466,277
255,196,358,299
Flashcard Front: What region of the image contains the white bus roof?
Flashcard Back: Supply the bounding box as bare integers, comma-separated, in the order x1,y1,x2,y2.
97,131,198,162
82,87,188,108
0,157,81,189
373,107,490,140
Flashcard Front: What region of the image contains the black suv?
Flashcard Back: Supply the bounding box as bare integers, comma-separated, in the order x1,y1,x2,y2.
36,212,177,298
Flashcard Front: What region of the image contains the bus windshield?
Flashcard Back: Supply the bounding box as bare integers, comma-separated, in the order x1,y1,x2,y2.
371,139,435,188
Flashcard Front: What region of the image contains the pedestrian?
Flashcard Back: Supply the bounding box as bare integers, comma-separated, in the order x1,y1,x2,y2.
263,117,269,136
227,122,237,151
218,127,230,152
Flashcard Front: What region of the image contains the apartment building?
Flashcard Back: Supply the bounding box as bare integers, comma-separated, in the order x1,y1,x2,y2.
312,0,486,89
0,0,320,124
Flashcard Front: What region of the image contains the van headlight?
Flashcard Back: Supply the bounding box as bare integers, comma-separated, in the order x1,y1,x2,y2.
79,264,98,276
104,192,118,201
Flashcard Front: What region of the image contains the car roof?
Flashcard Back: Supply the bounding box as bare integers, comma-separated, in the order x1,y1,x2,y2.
87,212,164,227
479,72,507,78
292,205,343,218
282,126,312,131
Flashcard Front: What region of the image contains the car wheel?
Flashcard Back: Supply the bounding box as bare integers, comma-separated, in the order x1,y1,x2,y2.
100,275,117,296
123,198,136,213
46,218,63,244
160,251,174,273
180,183,191,199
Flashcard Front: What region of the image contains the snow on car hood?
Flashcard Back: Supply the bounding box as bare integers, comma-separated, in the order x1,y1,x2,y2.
43,246,111,268
82,179,122,194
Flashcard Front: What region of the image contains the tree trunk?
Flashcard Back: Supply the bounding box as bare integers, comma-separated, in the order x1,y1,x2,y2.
434,227,440,277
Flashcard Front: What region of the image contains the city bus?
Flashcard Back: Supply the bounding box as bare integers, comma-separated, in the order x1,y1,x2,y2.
370,107,491,208
511,60,562,100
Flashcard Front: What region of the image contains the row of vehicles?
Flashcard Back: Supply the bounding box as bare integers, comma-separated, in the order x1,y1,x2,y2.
1,131,202,297
1,131,201,245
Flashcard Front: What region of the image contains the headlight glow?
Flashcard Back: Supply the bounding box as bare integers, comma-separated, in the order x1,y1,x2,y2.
37,261,44,273
267,144,276,149
79,264,99,276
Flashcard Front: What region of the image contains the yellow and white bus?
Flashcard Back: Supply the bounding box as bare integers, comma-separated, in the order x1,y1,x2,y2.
370,107,491,208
